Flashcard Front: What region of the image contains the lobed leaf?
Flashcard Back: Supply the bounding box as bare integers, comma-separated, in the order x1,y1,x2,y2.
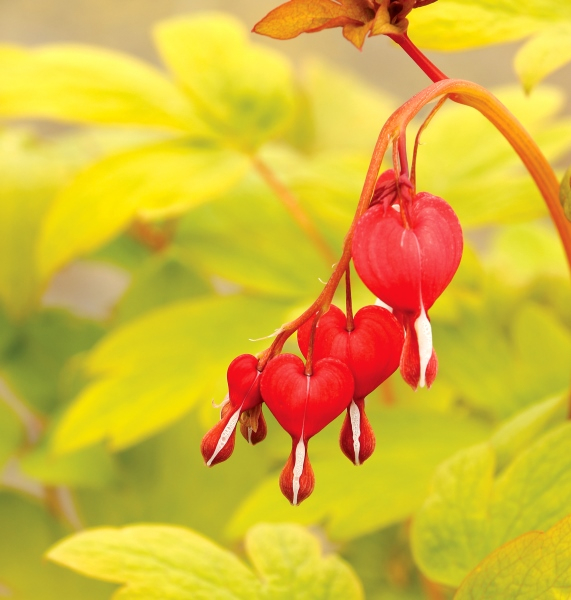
38,140,249,281
411,395,571,587
0,44,200,132
47,523,363,599
154,14,296,149
52,295,293,453
455,513,571,599
410,1,571,88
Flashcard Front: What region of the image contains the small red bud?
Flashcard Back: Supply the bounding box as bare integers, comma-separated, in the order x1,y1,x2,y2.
339,398,376,465
200,354,263,466
279,438,315,505
200,407,239,467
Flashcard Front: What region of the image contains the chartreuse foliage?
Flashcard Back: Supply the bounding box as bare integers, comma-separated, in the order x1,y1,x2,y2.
53,296,292,453
410,0,571,91
47,523,363,599
411,395,571,587
455,513,571,599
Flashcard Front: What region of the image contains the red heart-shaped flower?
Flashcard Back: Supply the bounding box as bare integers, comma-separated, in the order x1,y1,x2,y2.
297,304,403,399
352,192,463,314
200,354,263,467
260,353,354,440
260,353,354,505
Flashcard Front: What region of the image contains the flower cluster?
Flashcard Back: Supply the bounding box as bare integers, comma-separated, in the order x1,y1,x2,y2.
201,168,463,505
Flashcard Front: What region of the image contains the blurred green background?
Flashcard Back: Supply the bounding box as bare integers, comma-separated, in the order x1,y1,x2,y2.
1,1,571,599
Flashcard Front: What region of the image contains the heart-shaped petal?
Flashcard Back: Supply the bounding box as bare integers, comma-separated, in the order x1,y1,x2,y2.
352,192,463,314
297,304,403,398
260,354,354,440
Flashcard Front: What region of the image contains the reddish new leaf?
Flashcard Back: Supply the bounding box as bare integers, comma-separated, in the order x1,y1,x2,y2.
254,0,436,49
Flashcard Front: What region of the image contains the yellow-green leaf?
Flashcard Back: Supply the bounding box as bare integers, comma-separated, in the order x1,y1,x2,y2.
455,513,571,600
47,525,260,600
154,14,296,150
410,1,571,88
47,523,364,599
53,295,292,453
560,164,571,222
515,25,571,92
0,130,69,318
411,397,571,587
38,140,249,280
246,524,364,599
0,44,200,132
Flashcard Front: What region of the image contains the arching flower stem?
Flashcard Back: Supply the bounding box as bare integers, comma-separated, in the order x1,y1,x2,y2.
258,80,571,378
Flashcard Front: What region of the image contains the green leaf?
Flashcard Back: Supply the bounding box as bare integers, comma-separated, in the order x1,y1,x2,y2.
114,250,212,324
0,130,68,317
0,492,113,600
175,176,331,298
53,295,293,453
515,24,571,92
228,404,490,542
153,14,296,150
302,58,397,153
246,523,364,599
415,86,571,227
560,164,571,222
48,525,260,599
411,397,571,587
47,523,363,600
38,139,249,280
455,512,571,600
0,44,200,132
0,401,22,472
0,309,105,413
410,1,571,88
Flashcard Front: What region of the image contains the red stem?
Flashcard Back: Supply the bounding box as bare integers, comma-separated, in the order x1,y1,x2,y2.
388,32,448,83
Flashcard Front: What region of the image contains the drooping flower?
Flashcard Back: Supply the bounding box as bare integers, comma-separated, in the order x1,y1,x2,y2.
200,354,264,467
260,353,354,504
352,190,463,389
297,303,403,464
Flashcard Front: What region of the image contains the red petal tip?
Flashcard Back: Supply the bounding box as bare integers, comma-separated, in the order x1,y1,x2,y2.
279,439,315,506
339,398,376,465
200,408,239,467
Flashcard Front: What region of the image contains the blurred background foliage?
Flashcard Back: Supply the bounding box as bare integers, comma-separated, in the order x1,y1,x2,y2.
0,2,571,599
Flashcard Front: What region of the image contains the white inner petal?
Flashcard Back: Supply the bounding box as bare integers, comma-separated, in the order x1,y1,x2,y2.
247,427,253,445
207,410,240,466
292,438,306,506
414,307,433,388
349,400,361,465
374,297,393,313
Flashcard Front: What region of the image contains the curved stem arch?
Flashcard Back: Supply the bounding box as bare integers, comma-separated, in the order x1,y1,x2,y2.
259,79,571,369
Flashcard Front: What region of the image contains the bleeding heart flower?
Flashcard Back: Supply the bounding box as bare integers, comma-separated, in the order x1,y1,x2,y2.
200,354,263,467
297,304,404,399
352,191,463,389
260,353,354,504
